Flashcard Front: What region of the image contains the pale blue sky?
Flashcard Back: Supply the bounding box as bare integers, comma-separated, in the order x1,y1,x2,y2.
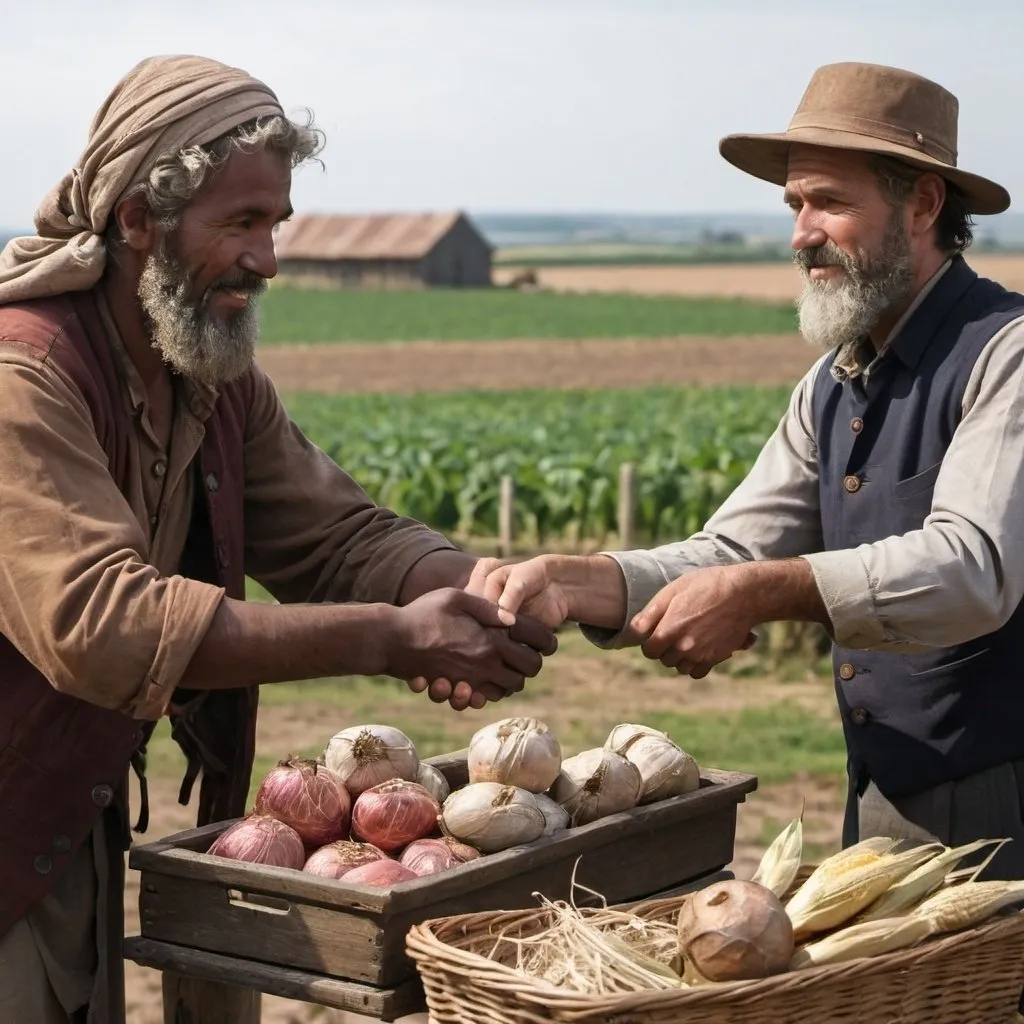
3,0,1022,226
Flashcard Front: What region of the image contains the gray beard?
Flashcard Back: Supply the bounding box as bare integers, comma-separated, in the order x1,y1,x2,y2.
794,213,916,353
136,246,264,387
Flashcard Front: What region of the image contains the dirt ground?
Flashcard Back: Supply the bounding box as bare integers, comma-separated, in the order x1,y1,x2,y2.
256,333,817,394
492,253,1024,301
124,645,845,1023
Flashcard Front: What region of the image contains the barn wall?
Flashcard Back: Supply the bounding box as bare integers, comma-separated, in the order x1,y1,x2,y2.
422,216,493,287
276,259,426,289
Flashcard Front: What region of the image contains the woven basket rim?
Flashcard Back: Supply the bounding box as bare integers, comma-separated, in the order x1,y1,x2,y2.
406,898,1024,1012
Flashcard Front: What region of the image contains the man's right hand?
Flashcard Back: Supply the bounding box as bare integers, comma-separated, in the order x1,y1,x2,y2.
384,587,557,701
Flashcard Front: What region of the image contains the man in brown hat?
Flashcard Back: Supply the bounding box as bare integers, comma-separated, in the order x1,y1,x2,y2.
467,63,1024,875
0,54,555,1022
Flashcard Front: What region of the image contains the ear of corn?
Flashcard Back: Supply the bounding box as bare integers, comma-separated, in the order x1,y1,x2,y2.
785,842,942,941
789,915,931,970
751,810,804,899
911,879,1024,936
857,839,1007,923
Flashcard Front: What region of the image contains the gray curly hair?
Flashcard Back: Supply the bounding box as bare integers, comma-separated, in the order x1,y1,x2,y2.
116,112,324,232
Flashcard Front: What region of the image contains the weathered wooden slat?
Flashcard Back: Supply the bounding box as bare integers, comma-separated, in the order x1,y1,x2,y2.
125,936,422,1022
160,973,260,1024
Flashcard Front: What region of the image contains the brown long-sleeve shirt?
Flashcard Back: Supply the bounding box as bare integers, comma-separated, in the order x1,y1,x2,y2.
0,293,456,721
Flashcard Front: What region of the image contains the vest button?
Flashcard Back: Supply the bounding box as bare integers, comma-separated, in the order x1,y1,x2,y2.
838,663,856,680
34,854,52,875
152,460,167,478
843,474,862,493
206,472,220,492
53,834,71,853
91,784,114,808
850,707,870,726
850,417,864,433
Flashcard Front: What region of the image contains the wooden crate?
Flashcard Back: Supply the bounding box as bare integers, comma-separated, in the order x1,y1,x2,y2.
129,752,756,994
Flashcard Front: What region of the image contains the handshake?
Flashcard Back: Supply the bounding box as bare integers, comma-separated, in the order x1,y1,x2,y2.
399,553,763,711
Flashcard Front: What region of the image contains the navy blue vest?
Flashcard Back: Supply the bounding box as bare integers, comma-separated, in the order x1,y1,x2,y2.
812,256,1024,799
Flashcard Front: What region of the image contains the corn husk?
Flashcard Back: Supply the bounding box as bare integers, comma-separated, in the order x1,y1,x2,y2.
785,840,942,941
910,879,1024,934
751,810,804,899
857,839,1007,923
792,876,1024,970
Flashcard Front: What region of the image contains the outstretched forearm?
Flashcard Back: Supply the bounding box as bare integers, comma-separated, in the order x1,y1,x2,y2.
179,597,396,690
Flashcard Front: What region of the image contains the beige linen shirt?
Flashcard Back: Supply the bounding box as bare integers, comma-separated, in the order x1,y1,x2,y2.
587,260,1024,653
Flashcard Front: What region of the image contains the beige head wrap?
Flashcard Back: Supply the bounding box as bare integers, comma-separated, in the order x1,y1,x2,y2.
0,54,284,306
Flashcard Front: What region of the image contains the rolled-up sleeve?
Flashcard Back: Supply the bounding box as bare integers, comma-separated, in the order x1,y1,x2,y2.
582,355,827,646
0,356,225,719
803,316,1024,651
242,370,457,605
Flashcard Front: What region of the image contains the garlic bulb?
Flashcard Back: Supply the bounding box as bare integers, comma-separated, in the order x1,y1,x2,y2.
550,748,641,826
605,723,700,804
416,762,451,804
534,792,570,836
440,782,545,853
467,717,562,793
324,725,419,796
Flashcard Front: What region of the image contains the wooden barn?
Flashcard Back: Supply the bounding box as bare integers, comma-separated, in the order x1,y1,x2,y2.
272,211,493,288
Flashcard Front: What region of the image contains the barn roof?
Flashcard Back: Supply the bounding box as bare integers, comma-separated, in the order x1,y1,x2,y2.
273,212,485,261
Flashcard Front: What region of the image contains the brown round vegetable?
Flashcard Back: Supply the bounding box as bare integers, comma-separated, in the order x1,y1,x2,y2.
677,879,794,982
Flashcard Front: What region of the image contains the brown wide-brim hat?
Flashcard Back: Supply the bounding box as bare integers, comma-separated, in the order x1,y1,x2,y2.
719,62,1010,215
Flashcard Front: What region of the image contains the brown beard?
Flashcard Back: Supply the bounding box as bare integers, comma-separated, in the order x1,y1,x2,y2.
136,243,266,387
794,208,916,353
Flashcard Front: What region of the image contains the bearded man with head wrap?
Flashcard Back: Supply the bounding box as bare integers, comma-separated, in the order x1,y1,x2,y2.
469,64,1024,891
0,55,556,1022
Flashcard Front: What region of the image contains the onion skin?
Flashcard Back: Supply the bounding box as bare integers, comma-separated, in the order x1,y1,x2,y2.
399,838,461,877
351,779,441,852
302,840,388,879
678,880,794,981
341,859,417,888
207,815,305,870
253,758,351,847
442,837,481,863
324,725,419,796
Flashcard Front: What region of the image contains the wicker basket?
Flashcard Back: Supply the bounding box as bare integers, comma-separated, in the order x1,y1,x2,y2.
407,889,1024,1024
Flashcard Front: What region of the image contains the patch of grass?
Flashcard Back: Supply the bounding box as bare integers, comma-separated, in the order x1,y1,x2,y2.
643,704,847,786
258,286,797,344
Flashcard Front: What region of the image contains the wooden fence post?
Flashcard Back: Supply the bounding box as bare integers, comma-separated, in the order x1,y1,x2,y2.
617,462,636,550
499,475,515,558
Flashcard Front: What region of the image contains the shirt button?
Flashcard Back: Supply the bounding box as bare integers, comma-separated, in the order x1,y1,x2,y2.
53,835,71,854
843,474,862,493
91,784,114,808
34,854,52,875
152,461,167,478
206,472,220,492
838,663,856,681
850,707,870,726
850,417,864,433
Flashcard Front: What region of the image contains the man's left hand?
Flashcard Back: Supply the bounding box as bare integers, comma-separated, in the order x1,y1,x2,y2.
630,566,758,678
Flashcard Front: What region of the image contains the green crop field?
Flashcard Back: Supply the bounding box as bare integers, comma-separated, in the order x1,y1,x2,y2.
285,385,789,544
258,286,797,343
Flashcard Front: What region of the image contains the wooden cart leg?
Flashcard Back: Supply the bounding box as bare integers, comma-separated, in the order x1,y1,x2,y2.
161,971,261,1023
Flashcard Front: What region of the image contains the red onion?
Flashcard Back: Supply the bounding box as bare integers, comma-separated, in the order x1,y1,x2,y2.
207,814,305,869
342,859,417,888
351,779,440,852
442,836,482,863
303,840,388,879
254,757,351,847
399,838,461,877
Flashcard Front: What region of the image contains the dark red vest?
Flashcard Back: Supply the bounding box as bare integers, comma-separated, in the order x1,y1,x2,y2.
0,290,258,938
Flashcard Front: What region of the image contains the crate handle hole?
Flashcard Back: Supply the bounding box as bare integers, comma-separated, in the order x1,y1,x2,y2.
226,889,293,915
